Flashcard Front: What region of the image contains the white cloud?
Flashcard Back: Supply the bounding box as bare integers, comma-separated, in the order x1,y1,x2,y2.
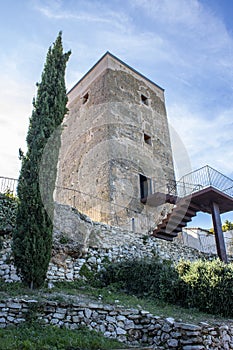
34,0,132,32
0,73,33,178
133,0,233,80
133,0,202,26
1,0,232,185
169,103,233,177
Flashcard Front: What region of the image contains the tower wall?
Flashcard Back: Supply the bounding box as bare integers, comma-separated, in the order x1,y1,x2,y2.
56,53,175,232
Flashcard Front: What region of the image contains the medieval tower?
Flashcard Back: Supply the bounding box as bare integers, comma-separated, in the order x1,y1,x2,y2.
56,52,175,232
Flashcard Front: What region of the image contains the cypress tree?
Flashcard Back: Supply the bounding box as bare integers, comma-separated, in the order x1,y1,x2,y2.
12,32,71,289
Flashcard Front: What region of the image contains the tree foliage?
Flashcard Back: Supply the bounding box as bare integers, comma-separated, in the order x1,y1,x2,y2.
12,32,71,288
0,192,18,236
100,257,233,317
209,219,233,233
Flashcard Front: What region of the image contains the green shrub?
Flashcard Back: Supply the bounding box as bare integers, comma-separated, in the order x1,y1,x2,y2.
176,259,233,316
0,193,18,235
100,257,233,317
99,256,181,302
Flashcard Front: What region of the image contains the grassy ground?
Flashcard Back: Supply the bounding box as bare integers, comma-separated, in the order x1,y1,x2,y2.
0,321,126,350
0,279,230,325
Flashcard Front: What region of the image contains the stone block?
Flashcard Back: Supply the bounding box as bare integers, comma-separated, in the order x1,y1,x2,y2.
50,318,59,324
161,323,172,333
176,323,201,331
65,272,73,279
84,308,92,319
124,319,135,330
6,302,21,309
72,316,80,323
53,313,65,320
108,324,115,332
167,338,178,348
106,315,116,324
182,346,205,350
165,317,175,325
116,327,127,335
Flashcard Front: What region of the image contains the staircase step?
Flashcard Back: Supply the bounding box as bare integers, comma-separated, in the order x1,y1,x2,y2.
152,197,201,241
153,232,175,241
175,207,197,217
157,228,178,236
155,213,194,232
175,222,187,229
169,214,193,224
165,194,178,204
177,200,200,212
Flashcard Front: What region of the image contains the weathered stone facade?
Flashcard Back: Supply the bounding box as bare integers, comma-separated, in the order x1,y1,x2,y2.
55,52,175,233
1,298,233,349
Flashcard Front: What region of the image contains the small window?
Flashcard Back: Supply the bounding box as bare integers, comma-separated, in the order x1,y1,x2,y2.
144,133,152,145
141,94,149,106
139,174,152,200
82,92,89,104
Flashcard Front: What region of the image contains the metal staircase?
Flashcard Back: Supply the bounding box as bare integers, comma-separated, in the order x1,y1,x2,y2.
145,166,233,262
153,199,200,241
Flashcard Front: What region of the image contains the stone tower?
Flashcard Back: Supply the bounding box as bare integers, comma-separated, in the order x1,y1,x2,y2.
56,52,175,232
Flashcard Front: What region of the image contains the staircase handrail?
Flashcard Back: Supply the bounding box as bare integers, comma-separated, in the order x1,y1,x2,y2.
177,165,233,198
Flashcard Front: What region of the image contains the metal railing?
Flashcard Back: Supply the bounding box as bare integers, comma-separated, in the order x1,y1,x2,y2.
176,165,233,198
1,164,232,228
0,176,18,196
54,185,156,231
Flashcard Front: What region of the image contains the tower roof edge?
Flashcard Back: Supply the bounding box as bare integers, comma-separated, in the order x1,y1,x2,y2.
68,51,164,95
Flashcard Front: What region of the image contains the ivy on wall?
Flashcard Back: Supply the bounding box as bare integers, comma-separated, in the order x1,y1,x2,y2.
0,193,18,235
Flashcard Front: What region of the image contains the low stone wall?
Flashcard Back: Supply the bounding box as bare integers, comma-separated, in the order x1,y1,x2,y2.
0,298,233,349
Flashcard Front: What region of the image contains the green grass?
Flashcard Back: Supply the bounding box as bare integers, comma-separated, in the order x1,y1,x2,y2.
0,321,126,350
0,279,230,326
50,281,229,324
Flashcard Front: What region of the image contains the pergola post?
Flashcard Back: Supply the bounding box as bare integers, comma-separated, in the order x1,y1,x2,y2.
210,201,228,263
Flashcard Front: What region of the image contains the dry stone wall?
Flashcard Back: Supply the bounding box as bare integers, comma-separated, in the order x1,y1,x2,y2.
0,203,217,282
0,233,208,283
1,204,233,348
0,298,233,349
1,203,231,283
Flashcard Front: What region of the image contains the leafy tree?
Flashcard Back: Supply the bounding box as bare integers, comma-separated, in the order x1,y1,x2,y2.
209,219,233,233
222,220,233,232
12,32,71,289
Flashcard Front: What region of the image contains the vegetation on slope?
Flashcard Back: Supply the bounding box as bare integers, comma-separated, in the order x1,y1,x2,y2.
0,321,124,350
0,192,17,236
99,256,233,317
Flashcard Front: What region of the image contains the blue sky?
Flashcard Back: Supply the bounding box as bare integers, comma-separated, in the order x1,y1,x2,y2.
0,0,233,228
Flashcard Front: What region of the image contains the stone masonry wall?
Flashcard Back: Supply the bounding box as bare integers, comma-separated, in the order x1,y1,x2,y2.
56,53,175,233
0,298,233,349
1,204,233,348
0,233,209,283
1,203,232,283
